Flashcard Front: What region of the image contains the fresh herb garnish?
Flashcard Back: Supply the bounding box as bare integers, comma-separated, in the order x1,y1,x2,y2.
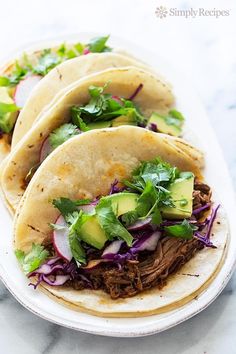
0,36,112,89
49,123,79,149
0,101,20,133
88,35,111,53
71,83,145,128
52,197,92,218
164,219,198,239
96,198,133,246
15,243,49,274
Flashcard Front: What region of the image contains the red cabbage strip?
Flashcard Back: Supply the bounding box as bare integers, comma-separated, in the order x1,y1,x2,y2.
128,84,143,100
206,204,220,239
192,203,211,215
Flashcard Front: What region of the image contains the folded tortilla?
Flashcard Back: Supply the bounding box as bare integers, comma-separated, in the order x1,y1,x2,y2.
13,126,228,317
1,66,176,212
11,52,158,148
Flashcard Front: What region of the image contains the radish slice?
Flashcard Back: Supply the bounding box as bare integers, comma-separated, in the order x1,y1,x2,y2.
53,215,72,262
39,136,53,163
102,240,123,257
78,204,95,214
14,75,42,107
127,217,152,231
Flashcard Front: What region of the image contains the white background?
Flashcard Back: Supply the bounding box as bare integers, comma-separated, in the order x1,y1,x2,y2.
0,0,235,353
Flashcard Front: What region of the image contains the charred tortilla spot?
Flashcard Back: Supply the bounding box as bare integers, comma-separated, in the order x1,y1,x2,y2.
27,224,41,233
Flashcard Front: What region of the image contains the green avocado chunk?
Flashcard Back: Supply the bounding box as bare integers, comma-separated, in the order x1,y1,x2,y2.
0,87,19,133
79,214,108,249
79,192,138,248
104,192,138,216
111,113,137,127
87,121,111,130
148,112,181,136
161,175,194,219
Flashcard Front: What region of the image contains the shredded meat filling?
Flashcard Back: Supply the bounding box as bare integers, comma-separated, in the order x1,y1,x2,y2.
65,180,212,299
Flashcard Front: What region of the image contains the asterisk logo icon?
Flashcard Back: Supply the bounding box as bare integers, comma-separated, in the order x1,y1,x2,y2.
155,6,168,19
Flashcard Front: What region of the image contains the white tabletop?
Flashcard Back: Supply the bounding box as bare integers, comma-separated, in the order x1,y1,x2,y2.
0,0,235,352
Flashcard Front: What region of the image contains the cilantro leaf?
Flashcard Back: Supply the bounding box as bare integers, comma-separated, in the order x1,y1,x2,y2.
121,210,139,227
71,84,145,126
0,77,11,87
69,232,86,265
53,197,92,218
71,107,90,132
33,49,61,76
49,123,79,149
123,159,179,224
96,198,133,246
164,219,198,239
15,244,49,274
88,36,111,53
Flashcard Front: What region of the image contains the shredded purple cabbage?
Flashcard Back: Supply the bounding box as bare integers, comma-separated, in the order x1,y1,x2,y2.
192,203,211,215
109,179,125,195
193,204,220,248
29,203,220,289
128,83,143,100
148,123,158,132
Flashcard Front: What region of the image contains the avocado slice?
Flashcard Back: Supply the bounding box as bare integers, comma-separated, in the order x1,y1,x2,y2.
111,113,137,127
79,215,108,249
0,87,19,133
105,192,139,216
161,175,194,219
87,121,111,130
148,112,181,137
78,193,138,248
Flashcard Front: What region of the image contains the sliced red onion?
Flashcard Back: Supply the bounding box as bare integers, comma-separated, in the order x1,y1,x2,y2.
53,215,72,262
127,217,152,231
128,83,143,100
14,75,41,107
42,274,70,286
102,240,123,257
39,136,53,163
131,231,161,253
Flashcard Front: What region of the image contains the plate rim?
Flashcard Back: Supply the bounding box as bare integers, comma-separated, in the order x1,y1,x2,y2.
0,31,236,337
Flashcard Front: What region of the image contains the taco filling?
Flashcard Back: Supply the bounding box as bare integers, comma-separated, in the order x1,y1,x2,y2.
0,36,111,136
16,158,218,299
24,84,184,186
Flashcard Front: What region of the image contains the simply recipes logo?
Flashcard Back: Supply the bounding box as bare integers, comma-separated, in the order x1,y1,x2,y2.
155,6,230,19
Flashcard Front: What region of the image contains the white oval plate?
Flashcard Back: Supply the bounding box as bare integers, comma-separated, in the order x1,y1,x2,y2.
0,33,236,337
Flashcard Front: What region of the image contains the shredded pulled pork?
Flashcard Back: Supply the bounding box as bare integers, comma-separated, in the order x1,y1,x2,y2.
66,180,212,299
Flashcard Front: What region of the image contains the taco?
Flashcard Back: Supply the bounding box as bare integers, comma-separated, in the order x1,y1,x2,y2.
11,52,157,149
14,127,227,317
2,66,194,213
0,35,135,160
